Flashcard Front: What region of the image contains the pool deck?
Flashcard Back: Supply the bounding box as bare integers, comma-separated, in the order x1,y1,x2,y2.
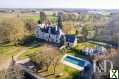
61,54,90,71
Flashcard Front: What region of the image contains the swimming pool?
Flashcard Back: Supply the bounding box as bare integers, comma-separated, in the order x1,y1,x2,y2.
64,56,85,67
62,54,90,71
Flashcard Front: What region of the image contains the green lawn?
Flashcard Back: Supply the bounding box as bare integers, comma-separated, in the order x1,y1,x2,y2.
0,46,14,54
0,43,22,58
18,47,42,60
23,15,40,22
0,42,81,79
76,42,96,50
47,15,57,21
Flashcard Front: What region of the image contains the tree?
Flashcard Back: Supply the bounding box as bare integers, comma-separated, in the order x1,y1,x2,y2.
81,26,89,41
40,44,60,74
29,44,61,75
24,18,36,33
62,22,72,34
0,17,25,44
52,56,60,75
0,63,24,79
28,52,44,73
75,30,79,35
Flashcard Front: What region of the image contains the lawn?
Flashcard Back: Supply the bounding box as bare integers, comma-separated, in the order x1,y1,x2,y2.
47,15,57,21
0,42,82,79
0,43,22,58
18,46,42,60
76,42,97,50
23,15,40,22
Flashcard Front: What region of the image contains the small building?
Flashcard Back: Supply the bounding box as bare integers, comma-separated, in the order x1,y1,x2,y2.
84,46,107,56
65,35,77,47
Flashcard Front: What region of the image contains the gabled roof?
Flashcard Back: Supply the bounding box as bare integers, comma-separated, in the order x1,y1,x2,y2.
40,25,60,34
65,35,76,43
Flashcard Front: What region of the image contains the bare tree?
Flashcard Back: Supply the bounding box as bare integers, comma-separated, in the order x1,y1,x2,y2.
0,66,24,79
0,17,25,44
29,44,61,75
24,18,36,33
81,26,89,41
40,44,61,74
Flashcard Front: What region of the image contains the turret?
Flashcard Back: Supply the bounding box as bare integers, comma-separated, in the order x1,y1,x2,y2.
57,12,63,29
40,11,46,24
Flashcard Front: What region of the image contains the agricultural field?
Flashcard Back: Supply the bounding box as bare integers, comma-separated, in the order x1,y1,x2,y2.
21,15,57,22
22,15,40,22
0,13,57,22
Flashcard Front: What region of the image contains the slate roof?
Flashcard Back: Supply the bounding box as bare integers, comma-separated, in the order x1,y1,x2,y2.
40,25,60,34
65,35,76,43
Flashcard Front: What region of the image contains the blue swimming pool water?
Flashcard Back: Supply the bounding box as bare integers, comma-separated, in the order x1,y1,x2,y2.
64,56,85,67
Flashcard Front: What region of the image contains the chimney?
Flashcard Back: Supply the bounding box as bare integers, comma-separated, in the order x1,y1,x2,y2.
55,25,59,31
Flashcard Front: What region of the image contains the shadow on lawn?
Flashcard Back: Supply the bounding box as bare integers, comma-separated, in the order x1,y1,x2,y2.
66,71,80,79
19,35,60,49
18,35,42,48
0,35,40,48
88,39,118,48
0,42,15,47
43,73,55,77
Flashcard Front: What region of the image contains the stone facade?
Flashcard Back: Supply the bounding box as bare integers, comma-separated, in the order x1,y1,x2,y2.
35,24,65,44
35,24,77,47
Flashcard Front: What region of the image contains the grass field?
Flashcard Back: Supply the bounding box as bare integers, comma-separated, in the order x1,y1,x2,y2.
76,42,96,50
18,46,42,60
23,15,57,22
23,15,40,22
0,13,57,23
0,43,22,58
